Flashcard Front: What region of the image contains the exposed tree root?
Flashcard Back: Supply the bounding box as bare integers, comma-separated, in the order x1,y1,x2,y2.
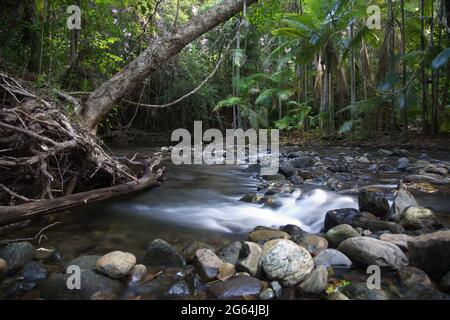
0,72,164,227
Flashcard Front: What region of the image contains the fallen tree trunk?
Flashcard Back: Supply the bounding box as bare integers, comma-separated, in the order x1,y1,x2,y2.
80,0,258,133
0,158,163,227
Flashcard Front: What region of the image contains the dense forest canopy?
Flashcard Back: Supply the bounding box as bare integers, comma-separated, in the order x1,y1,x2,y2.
0,0,449,140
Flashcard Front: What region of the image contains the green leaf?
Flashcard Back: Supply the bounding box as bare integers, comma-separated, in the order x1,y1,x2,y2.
431,48,450,70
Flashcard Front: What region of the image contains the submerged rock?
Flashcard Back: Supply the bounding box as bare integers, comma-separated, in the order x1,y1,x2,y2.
208,276,261,299
259,288,275,300
326,224,360,247
40,255,123,300
297,265,328,296
20,261,47,282
342,282,392,300
166,279,191,297
408,230,450,278
0,241,35,273
146,239,186,267
240,192,258,203
129,264,147,283
358,189,390,219
338,237,408,268
261,239,314,286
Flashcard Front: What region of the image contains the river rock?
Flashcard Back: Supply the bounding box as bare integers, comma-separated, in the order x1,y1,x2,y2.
408,230,450,278
35,247,55,260
183,241,215,262
20,261,47,282
259,288,275,300
248,228,290,244
379,234,413,251
280,224,308,243
166,279,191,297
0,241,35,272
299,235,328,256
352,212,405,234
390,189,418,222
208,275,261,299
129,264,147,283
217,263,235,281
338,237,408,268
404,173,449,185
270,281,282,298
402,284,450,300
400,206,442,230
441,271,450,292
194,248,223,281
327,292,350,300
237,241,261,276
342,282,392,300
261,239,314,286
326,224,360,247
290,174,304,185
398,157,410,171
313,249,352,269
146,239,186,267
324,208,361,231
40,255,123,300
378,149,393,156
358,189,390,219
0,258,7,275
397,266,432,288
292,157,314,168
279,161,295,177
96,251,136,279
240,192,258,203
297,265,328,296
217,241,242,265
424,165,448,176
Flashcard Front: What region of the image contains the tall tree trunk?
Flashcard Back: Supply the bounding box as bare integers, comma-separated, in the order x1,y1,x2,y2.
421,0,429,134
400,0,408,139
80,0,257,133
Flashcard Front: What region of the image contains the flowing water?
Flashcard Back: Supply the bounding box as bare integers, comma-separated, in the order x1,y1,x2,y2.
3,146,450,261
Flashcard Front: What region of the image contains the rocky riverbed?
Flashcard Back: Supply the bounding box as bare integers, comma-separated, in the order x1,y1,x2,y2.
0,145,450,300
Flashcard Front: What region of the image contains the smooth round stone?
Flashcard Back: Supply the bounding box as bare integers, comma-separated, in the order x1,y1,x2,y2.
398,266,432,288
261,239,314,286
259,288,275,300
327,292,350,300
299,235,328,256
326,224,360,247
0,241,36,272
129,264,147,283
96,251,136,279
